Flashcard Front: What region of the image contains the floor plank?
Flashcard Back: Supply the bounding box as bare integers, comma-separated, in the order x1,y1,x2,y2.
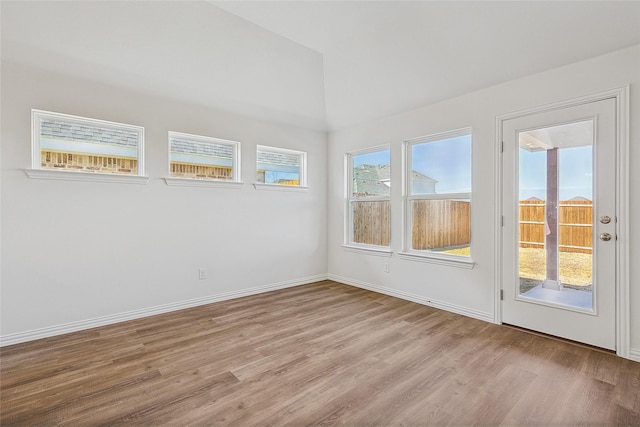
1,280,639,425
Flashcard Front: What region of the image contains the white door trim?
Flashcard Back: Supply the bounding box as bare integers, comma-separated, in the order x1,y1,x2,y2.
494,86,630,359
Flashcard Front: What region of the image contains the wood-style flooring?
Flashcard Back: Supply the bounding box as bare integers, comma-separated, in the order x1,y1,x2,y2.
1,280,639,425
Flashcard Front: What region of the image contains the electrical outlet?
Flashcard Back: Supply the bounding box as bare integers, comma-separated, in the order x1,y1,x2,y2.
198,268,207,280
384,263,390,273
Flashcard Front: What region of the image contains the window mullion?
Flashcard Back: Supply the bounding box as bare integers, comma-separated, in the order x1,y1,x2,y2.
409,192,472,201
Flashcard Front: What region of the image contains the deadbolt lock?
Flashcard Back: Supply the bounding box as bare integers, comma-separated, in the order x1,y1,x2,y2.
600,232,612,241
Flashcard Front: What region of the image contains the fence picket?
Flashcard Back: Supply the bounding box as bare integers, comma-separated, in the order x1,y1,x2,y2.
352,199,592,253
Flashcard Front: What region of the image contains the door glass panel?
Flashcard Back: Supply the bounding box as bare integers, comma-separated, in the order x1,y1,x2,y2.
518,120,593,311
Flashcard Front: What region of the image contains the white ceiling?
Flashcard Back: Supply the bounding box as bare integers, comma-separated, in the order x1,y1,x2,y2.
213,1,640,130
2,1,639,132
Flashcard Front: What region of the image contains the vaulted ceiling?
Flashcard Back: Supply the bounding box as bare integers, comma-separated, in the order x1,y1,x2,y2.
2,1,639,132
213,1,640,131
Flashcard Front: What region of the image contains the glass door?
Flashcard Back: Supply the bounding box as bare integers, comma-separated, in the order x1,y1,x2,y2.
502,98,617,350
518,120,594,311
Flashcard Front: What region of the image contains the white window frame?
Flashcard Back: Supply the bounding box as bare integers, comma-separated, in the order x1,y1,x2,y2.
164,131,243,189
26,109,148,184
399,128,474,268
343,145,392,255
254,145,308,191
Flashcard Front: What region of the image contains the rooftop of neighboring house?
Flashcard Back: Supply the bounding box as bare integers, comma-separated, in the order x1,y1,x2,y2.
353,164,436,196
171,136,233,159
41,119,139,148
257,150,300,167
567,196,591,202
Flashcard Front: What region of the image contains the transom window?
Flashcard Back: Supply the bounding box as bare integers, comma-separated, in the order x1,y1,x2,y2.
405,129,472,258
169,131,240,182
31,109,144,176
347,146,391,248
256,145,306,187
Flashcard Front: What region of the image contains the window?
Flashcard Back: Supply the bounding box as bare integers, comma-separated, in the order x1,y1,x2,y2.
404,129,472,261
168,131,241,183
31,110,144,177
346,146,391,249
256,145,306,187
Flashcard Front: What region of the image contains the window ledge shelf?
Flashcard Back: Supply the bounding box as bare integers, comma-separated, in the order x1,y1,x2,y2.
25,169,150,185
342,244,393,257
253,183,309,192
164,178,244,189
398,251,475,269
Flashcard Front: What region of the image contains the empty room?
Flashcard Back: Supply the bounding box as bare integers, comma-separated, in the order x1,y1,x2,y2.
1,1,639,425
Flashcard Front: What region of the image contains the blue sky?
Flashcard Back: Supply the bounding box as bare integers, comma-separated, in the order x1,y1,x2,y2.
411,135,471,193
519,146,592,200
353,135,472,194
352,136,592,200
353,150,390,167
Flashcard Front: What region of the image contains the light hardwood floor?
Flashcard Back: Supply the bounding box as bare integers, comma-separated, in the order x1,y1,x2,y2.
1,280,639,425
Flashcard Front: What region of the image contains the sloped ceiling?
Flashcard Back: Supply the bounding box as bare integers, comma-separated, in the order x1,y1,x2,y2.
2,1,640,132
213,1,640,131
1,1,327,130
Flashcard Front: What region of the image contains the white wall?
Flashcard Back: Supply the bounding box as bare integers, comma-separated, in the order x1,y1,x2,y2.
0,61,327,341
328,45,640,354
1,0,328,344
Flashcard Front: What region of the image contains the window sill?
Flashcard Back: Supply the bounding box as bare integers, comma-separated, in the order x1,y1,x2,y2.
253,183,309,192
25,169,150,185
342,244,393,257
164,177,243,189
398,251,475,269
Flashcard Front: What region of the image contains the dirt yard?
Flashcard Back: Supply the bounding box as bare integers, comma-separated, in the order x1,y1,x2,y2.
518,247,592,286
441,246,592,286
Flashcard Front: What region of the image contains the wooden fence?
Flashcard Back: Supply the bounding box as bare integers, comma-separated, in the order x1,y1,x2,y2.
519,200,592,254
353,199,593,253
352,201,391,246
411,200,470,250
352,199,470,249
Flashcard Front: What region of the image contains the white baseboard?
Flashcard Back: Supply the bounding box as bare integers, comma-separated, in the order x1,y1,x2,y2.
629,348,640,363
0,274,328,347
328,274,494,323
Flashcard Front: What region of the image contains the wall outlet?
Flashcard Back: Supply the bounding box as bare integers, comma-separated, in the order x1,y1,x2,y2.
198,268,207,280
384,263,390,273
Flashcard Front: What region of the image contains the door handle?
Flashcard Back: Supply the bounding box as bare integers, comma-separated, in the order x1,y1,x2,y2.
600,232,612,241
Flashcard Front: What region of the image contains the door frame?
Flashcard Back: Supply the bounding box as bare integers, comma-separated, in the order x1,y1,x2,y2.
495,87,630,359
